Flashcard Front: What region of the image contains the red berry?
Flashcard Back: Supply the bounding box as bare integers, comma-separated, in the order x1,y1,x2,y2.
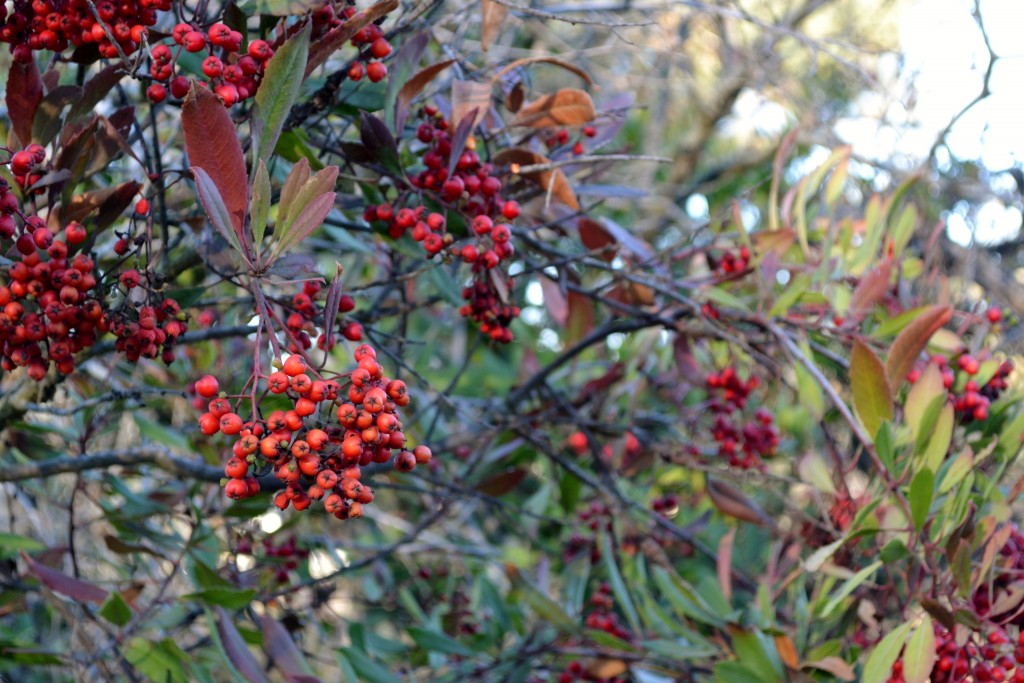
366,61,387,82
195,375,220,398
146,84,167,103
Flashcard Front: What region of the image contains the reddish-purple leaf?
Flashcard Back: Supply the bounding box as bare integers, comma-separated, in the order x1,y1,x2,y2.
193,166,246,261
305,0,398,77
261,613,320,683
566,290,594,344
323,264,345,350
540,276,569,327
849,261,892,321
8,57,43,146
475,468,527,496
359,112,400,172
270,191,335,262
21,551,107,604
67,63,124,125
885,305,953,389
182,84,248,240
215,607,272,683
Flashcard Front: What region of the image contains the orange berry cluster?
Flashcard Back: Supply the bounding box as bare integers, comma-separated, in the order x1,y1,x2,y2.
0,0,168,61
196,344,431,521
336,4,391,83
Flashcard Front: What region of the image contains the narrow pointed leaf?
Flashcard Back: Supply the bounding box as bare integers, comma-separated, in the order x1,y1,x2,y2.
850,338,893,439
251,160,272,256
394,60,455,134
862,622,912,683
885,305,953,389
270,191,335,263
214,607,272,683
193,167,245,259
21,551,107,604
902,615,936,683
253,23,311,168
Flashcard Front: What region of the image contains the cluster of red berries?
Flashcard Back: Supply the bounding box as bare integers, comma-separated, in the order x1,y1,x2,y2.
887,626,1024,683
147,23,275,106
0,170,107,377
567,429,645,471
707,246,752,276
106,281,186,364
365,106,524,342
236,535,310,585
973,527,1024,629
284,279,361,355
552,584,630,683
543,125,596,157
705,367,779,469
906,352,1013,423
197,344,431,521
7,144,48,194
564,501,612,564
0,0,167,61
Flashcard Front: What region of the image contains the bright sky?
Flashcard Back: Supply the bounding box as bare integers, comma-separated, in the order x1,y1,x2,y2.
870,0,1024,244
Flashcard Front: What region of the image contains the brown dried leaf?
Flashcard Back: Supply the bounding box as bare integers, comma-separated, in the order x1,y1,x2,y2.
451,80,492,130
505,81,525,113
802,657,855,681
751,228,796,256
395,60,455,134
512,89,596,128
775,634,799,670
493,57,593,86
706,479,775,528
481,0,509,51
717,527,736,605
493,148,579,210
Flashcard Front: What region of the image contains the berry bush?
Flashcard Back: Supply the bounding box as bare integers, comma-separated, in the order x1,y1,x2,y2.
0,0,1022,681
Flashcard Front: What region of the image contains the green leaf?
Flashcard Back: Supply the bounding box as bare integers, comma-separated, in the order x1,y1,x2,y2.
908,468,934,532
850,338,893,440
125,637,190,683
905,364,944,444
518,583,577,632
922,403,954,473
0,531,45,559
184,588,256,609
768,274,808,317
251,159,271,255
338,647,395,683
862,622,912,683
902,615,936,683
601,534,641,635
99,591,133,626
651,566,724,626
876,421,896,472
193,166,245,258
939,449,974,494
252,23,310,169
407,627,475,657
714,660,775,683
642,638,718,660
275,130,325,169
820,561,882,618
729,627,782,682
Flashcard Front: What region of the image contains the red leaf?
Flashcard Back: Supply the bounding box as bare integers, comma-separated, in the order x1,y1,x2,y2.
305,0,398,77
215,607,272,683
885,305,953,389
848,261,892,321
8,58,43,146
578,217,616,260
21,551,107,604
182,84,248,239
261,613,321,683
